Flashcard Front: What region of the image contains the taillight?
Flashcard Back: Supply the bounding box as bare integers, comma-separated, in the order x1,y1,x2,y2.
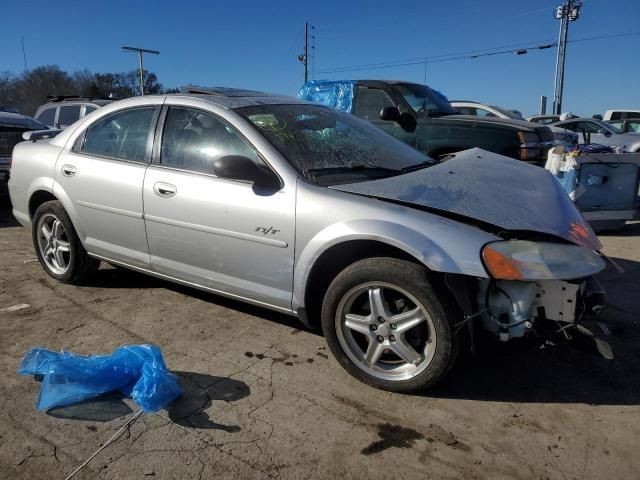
518,131,542,161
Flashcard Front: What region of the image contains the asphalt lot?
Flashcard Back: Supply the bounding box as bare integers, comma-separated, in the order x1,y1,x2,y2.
1,197,639,480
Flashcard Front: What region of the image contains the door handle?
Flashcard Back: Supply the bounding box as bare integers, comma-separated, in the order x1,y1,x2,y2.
153,182,177,198
61,164,77,177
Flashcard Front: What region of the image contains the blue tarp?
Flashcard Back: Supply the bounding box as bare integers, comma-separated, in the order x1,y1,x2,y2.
297,80,355,113
18,345,182,412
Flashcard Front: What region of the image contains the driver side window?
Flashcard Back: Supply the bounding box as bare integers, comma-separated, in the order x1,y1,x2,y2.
160,107,260,175
353,87,395,121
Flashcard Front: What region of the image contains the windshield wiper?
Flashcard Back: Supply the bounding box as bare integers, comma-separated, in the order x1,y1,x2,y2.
400,160,435,172
307,165,401,176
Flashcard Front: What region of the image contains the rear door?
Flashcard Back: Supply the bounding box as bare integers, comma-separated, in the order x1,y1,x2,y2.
54,102,161,267
142,102,295,310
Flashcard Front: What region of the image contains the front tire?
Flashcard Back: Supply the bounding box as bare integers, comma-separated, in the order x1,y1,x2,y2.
32,200,99,284
321,258,458,392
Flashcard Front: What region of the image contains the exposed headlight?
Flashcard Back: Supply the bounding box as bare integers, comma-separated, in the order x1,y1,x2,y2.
482,240,605,280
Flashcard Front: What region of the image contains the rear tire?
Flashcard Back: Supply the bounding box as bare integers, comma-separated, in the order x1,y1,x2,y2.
32,200,99,284
321,257,458,392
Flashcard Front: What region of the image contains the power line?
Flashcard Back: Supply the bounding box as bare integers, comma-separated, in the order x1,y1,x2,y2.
315,31,640,75
316,39,555,74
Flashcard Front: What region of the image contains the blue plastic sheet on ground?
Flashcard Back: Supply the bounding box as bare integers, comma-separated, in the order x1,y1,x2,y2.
297,80,355,112
18,345,182,412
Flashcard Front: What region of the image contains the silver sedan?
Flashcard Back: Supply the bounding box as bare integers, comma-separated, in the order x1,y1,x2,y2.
8,88,606,392
551,117,640,152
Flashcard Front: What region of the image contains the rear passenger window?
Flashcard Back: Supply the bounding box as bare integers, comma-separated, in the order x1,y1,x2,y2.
84,105,97,115
160,107,259,175
57,105,81,126
36,108,55,127
81,107,155,162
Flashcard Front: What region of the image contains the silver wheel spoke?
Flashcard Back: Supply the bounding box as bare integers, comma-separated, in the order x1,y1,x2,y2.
391,308,426,334
56,240,70,253
41,224,52,241
344,313,372,335
364,340,385,365
45,247,55,258
52,219,63,240
391,338,422,365
368,287,390,319
54,248,66,269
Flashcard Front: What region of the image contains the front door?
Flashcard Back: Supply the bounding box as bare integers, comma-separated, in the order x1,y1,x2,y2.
142,105,295,310
54,105,160,267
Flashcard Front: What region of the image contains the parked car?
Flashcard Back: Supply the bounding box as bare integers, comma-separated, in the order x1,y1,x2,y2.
9,88,607,392
451,100,523,119
298,80,555,164
528,115,561,124
608,119,640,134
451,101,578,148
0,111,47,186
551,117,640,152
34,96,113,129
603,110,640,121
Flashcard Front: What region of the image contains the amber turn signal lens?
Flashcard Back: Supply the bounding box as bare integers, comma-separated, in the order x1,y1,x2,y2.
482,246,524,280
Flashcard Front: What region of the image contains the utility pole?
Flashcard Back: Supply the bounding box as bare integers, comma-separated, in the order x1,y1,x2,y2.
21,36,28,73
297,22,310,83
552,0,582,115
122,46,160,96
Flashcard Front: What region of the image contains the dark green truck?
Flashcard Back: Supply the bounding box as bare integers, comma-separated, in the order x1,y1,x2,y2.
298,80,555,164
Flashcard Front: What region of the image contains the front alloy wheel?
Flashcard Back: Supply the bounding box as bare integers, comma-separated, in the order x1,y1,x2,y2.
322,257,458,392
336,283,437,381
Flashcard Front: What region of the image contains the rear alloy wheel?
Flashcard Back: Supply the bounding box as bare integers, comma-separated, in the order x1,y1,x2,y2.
322,258,458,392
32,201,99,284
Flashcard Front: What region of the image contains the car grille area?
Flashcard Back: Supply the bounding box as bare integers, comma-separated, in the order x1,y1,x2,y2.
0,129,27,158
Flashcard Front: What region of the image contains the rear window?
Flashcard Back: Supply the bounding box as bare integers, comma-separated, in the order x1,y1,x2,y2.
58,105,81,126
36,108,55,127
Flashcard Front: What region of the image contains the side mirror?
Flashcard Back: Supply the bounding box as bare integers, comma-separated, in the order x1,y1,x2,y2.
380,106,401,122
597,128,611,136
398,112,417,132
212,155,281,189
380,106,417,132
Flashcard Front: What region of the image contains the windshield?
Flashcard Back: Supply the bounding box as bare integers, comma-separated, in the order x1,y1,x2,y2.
393,84,457,117
599,120,622,134
236,104,434,185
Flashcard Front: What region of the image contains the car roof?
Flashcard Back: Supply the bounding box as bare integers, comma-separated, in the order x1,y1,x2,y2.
174,86,306,109
45,96,113,105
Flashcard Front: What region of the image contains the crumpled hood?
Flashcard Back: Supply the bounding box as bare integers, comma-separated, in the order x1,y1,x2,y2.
331,148,601,250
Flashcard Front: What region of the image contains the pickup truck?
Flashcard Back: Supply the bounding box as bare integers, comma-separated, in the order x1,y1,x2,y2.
299,80,555,164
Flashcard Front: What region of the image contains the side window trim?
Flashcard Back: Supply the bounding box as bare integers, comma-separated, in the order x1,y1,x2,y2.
71,105,161,164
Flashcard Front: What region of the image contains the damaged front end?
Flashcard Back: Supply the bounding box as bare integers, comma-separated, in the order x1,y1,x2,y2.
470,239,610,355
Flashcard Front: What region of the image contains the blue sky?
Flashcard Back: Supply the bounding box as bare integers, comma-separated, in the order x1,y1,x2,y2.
2,0,638,116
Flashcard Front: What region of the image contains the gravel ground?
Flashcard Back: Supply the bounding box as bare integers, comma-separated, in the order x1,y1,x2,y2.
0,198,638,480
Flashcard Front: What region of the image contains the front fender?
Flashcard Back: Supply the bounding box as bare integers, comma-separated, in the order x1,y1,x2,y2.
292,217,496,311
